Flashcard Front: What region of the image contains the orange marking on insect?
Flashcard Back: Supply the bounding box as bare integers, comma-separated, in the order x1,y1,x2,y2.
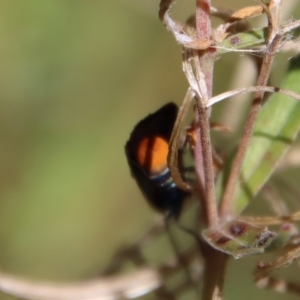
186,127,197,149
137,136,168,175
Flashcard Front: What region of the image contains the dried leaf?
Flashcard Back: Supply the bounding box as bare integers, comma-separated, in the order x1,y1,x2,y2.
186,39,215,50
227,2,273,23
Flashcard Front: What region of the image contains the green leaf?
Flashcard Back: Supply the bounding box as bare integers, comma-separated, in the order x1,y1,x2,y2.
202,220,276,259
218,21,300,54
219,28,267,53
234,55,300,213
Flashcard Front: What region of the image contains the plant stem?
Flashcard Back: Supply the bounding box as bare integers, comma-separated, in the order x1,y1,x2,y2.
196,0,211,40
220,34,283,218
195,98,218,228
201,242,228,300
194,2,228,300
193,0,218,229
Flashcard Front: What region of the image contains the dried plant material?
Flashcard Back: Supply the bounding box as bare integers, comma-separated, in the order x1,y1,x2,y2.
186,39,215,50
280,19,300,35
182,50,209,103
227,5,269,23
215,2,273,41
0,222,202,300
159,0,214,50
207,85,300,107
0,268,161,300
168,88,194,192
254,244,300,280
241,212,300,226
160,0,300,54
258,0,282,44
159,0,197,47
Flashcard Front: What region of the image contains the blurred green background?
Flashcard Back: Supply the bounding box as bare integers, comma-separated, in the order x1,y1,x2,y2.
0,1,299,299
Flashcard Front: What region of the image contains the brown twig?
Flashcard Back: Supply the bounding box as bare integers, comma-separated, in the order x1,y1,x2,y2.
220,6,284,218
193,2,229,300
0,268,161,300
195,98,218,228
193,0,218,229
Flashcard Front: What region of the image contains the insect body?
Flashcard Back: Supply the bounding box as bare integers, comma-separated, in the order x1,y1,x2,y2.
125,103,189,219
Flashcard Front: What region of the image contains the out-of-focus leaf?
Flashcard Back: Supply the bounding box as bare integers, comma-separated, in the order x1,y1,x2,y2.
234,55,300,213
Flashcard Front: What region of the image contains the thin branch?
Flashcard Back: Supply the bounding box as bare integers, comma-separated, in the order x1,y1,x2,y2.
201,244,228,300
0,268,161,300
254,245,300,280
194,2,229,300
241,211,300,226
195,98,218,228
182,48,219,230
193,0,218,229
207,86,300,107
0,244,202,300
220,31,284,218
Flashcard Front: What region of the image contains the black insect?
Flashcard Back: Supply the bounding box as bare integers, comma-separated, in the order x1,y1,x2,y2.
125,102,190,220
